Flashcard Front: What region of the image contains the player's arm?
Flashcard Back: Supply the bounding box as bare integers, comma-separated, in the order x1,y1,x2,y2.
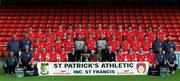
166,58,171,66
19,55,22,65
28,54,33,65
19,40,22,50
4,57,8,67
173,42,176,51
113,53,116,62
67,53,70,62
163,55,167,65
172,55,177,67
6,42,10,51
14,57,20,67
155,56,159,65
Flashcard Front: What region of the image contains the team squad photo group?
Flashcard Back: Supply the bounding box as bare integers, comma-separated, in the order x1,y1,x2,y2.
4,23,178,76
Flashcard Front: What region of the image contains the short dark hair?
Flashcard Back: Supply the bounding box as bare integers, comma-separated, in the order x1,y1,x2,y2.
144,35,148,37
149,48,153,51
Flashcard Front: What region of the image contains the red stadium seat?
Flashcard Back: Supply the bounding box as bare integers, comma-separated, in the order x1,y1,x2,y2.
34,20,41,24
0,4,180,55
48,20,54,23
40,23,47,27
55,20,61,24
89,20,95,24
27,20,34,24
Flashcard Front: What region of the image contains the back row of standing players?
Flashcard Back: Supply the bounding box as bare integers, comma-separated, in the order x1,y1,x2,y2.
29,24,167,52
7,24,176,64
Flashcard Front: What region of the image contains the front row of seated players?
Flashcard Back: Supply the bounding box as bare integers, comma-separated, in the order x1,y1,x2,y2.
4,45,178,75
32,45,154,63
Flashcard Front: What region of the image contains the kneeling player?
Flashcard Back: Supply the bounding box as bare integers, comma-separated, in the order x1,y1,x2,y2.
147,48,155,66
4,51,18,74
59,46,68,62
166,48,178,74
38,47,50,62
137,48,145,62
49,46,58,62
19,45,33,69
32,46,40,62
116,48,125,62
125,47,138,62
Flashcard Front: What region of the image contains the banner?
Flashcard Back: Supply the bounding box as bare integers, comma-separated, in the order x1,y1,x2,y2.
37,62,149,76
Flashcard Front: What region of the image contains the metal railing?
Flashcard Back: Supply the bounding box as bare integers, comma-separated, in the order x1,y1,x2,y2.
175,51,180,68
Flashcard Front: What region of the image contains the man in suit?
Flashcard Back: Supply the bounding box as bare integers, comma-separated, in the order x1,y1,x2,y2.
104,46,116,62
162,35,176,54
7,34,20,58
19,45,33,69
68,47,79,62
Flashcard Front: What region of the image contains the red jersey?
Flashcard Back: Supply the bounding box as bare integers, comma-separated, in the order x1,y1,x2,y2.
105,29,115,40
116,54,125,62
60,52,67,62
39,52,50,62
141,40,152,51
64,39,74,51
32,51,40,61
116,30,126,41
43,41,53,52
74,29,86,37
146,31,155,42
49,51,58,62
108,40,119,52
95,29,105,39
28,32,35,41
138,54,145,62
32,41,43,49
54,41,64,52
55,30,65,39
129,53,138,61
85,38,96,51
157,31,165,42
119,40,130,52
124,54,133,62
147,53,155,64
45,32,55,41
136,30,145,41
85,29,95,38
126,31,135,42
130,41,141,52
131,53,139,62
65,30,74,39
124,53,138,62
35,32,45,42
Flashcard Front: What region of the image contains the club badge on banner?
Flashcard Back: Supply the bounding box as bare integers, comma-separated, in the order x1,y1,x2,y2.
37,62,149,76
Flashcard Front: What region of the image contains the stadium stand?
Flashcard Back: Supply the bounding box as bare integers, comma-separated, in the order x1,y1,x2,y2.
0,4,180,56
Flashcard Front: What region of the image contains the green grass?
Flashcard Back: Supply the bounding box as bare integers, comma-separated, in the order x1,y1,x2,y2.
0,57,180,81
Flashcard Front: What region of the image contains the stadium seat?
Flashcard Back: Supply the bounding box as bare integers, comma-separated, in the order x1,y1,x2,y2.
0,4,180,54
